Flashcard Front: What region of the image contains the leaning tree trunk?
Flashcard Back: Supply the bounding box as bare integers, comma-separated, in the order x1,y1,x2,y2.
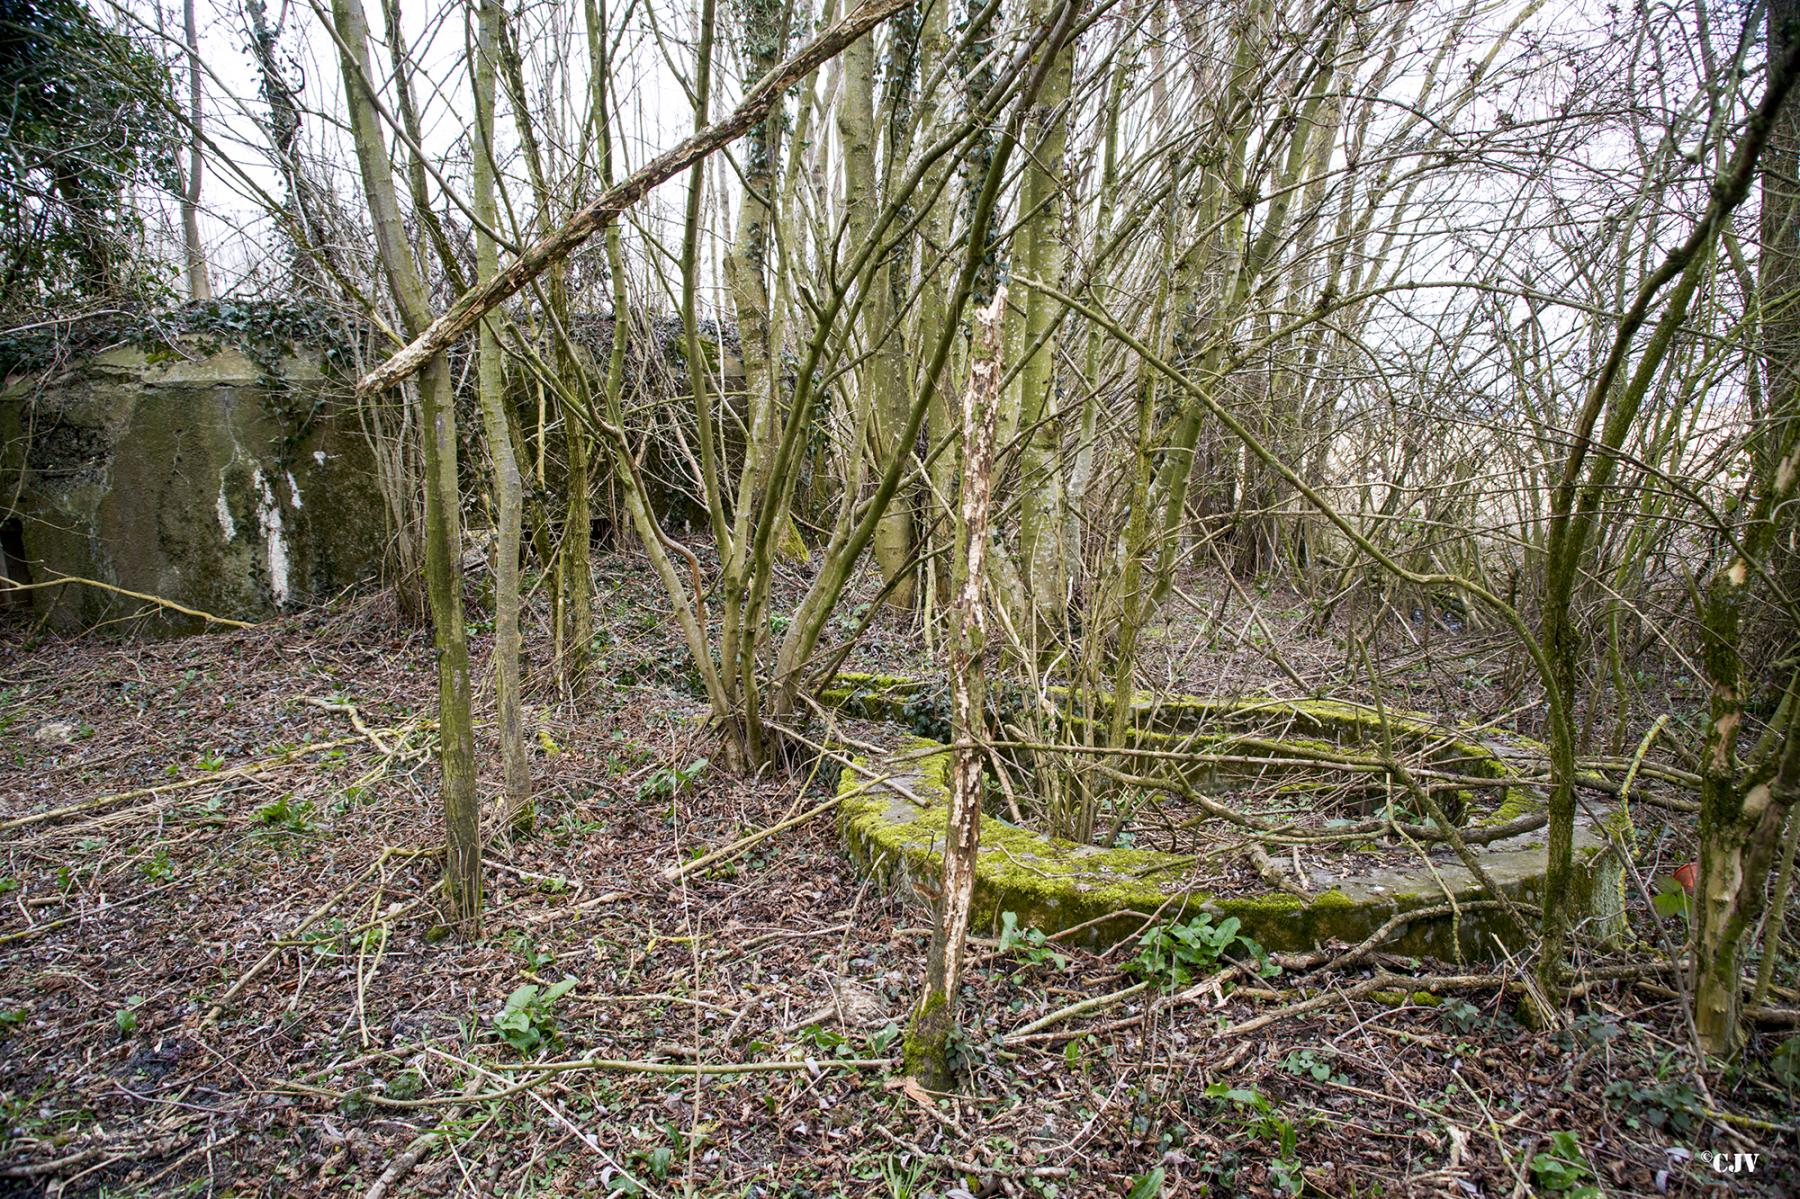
907,287,1007,1091
331,0,481,925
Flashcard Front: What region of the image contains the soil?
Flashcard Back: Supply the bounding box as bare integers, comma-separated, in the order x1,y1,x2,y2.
0,550,1794,1197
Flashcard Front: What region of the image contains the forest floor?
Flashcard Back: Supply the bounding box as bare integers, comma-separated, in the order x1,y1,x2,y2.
0,550,1795,1198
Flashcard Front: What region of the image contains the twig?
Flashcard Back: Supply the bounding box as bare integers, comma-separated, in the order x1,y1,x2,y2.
0,883,181,947
363,1075,483,1199
299,695,396,755
201,846,433,1027
0,571,256,628
664,725,934,882
872,1125,1071,1179
283,1055,896,1110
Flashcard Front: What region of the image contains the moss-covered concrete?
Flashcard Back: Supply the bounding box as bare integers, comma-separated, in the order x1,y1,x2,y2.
1,342,387,631
826,674,1612,961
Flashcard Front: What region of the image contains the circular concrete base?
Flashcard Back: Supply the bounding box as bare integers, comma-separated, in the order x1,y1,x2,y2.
822,673,1620,959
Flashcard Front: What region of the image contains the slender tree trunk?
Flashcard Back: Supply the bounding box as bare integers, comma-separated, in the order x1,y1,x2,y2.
906,287,1007,1090
180,0,211,301
916,0,958,610
1691,0,1800,1036
1011,0,1074,659
332,0,481,925
840,11,916,606
472,0,531,832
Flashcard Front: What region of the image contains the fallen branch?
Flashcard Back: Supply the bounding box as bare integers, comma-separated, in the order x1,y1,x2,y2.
355,0,910,396
1222,970,1507,1038
0,571,257,629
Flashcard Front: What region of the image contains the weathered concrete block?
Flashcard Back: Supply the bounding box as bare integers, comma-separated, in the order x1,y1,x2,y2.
1,341,387,631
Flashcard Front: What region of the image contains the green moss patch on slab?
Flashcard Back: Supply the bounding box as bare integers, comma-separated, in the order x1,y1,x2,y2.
826,675,1611,960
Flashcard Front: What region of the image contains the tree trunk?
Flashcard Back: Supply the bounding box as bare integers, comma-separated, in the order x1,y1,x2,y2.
473,0,531,833
180,0,210,301
332,0,480,926
906,287,1007,1091
1011,0,1075,659
840,10,915,606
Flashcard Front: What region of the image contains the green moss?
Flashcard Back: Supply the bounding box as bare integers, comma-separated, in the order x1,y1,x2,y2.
825,673,1612,960
903,989,953,1089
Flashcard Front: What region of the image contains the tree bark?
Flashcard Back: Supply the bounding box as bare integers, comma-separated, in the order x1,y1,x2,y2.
1010,0,1074,658
331,0,481,925
906,287,1007,1091
472,0,531,833
180,0,211,301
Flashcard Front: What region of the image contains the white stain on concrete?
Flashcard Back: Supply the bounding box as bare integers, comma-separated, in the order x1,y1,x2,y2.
253,469,291,605
216,485,236,540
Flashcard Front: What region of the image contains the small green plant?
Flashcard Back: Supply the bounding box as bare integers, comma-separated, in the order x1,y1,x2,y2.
1603,1075,1699,1134
997,911,1069,972
1530,1131,1600,1197
797,1023,857,1059
114,996,144,1036
1437,997,1483,1032
195,750,225,772
1770,1034,1800,1090
1205,1083,1302,1194
610,1121,697,1196
1280,1047,1344,1083
1652,876,1690,920
137,847,175,882
636,758,709,802
865,1021,900,1055
1128,914,1275,989
492,977,578,1055
878,1152,927,1198
385,1067,427,1101
508,931,555,972
256,793,314,834
1125,1167,1165,1199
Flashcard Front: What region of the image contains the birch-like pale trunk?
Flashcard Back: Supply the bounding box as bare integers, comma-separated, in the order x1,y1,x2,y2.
906,287,1007,1090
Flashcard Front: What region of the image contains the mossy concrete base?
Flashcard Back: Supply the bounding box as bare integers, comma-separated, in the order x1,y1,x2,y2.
825,674,1614,961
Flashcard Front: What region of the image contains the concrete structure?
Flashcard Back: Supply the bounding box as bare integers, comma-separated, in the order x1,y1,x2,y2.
1,342,388,631
821,673,1619,960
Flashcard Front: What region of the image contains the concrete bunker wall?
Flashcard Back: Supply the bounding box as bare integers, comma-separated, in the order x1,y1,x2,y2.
1,342,388,631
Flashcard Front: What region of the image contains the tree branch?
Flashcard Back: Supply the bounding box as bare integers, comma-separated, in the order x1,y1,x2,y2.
354,0,912,396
